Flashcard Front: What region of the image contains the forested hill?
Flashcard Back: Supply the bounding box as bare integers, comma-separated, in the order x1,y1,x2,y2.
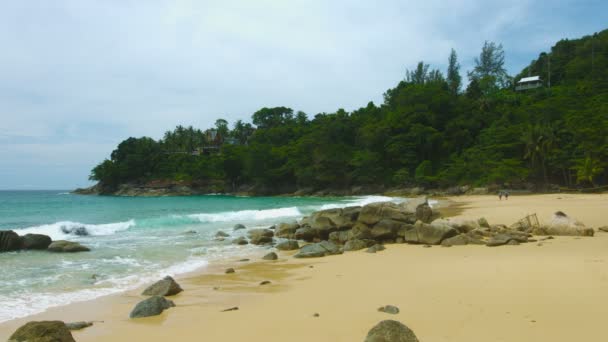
87,29,608,195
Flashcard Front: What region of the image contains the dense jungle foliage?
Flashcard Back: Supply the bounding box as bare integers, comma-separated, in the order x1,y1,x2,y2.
90,29,608,192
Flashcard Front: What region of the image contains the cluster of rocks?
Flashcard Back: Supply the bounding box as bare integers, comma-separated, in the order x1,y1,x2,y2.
130,276,183,318
0,230,90,253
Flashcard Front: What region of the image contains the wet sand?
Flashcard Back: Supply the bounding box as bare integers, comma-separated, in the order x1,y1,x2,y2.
1,193,608,341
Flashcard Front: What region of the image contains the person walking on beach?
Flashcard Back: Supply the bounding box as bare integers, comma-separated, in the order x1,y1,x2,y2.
504,190,509,200
498,191,503,200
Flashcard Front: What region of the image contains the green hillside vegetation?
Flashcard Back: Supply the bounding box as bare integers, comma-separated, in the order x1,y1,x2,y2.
90,29,608,194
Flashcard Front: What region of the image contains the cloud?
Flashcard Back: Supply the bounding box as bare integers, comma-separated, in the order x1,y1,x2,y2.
0,0,606,188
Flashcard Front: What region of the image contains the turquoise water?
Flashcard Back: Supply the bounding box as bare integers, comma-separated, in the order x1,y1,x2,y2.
0,191,400,322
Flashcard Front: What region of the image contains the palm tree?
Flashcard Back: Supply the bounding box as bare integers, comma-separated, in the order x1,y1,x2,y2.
522,124,555,184
574,156,603,187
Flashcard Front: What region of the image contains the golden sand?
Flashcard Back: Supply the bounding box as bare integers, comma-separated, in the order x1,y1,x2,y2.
1,193,608,341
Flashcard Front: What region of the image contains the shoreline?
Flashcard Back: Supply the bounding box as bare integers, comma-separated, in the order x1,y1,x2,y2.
2,193,608,341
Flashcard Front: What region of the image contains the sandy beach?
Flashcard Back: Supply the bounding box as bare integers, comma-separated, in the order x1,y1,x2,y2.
2,193,608,341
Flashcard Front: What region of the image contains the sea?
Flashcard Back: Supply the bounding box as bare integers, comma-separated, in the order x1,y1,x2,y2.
0,190,412,323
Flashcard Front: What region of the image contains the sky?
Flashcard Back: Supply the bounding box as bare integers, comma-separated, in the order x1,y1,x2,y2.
0,0,606,190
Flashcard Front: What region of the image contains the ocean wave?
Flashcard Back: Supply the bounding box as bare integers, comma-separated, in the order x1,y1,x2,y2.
15,220,135,241
318,195,405,210
188,206,302,223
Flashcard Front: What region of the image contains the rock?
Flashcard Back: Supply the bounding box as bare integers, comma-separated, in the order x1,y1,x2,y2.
477,217,490,228
432,218,479,233
9,321,75,342
215,231,229,238
225,268,235,274
348,222,373,240
344,239,374,251
247,229,274,245
415,202,434,223
47,240,91,253
21,234,52,250
276,222,300,239
359,202,414,225
276,240,300,251
329,230,351,245
366,244,386,253
222,306,239,312
60,225,89,236
598,226,608,233
142,276,183,296
0,230,22,252
313,313,320,317
260,280,271,285
233,224,246,230
531,212,594,236
65,321,93,330
403,221,458,245
399,197,428,214
371,219,402,240
129,296,175,318
378,305,400,314
183,230,197,235
486,234,514,247
440,234,469,246
268,225,276,230
262,252,278,260
507,239,520,245
308,207,361,238
293,241,341,258
232,236,248,245
238,258,250,262
395,237,405,243
365,320,419,342
295,226,317,242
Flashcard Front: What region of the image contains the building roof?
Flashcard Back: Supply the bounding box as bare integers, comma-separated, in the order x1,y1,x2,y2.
518,76,541,83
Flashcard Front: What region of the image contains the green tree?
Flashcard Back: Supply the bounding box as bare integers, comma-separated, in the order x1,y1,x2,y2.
447,48,462,95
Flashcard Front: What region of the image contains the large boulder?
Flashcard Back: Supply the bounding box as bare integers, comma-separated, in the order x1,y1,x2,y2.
0,230,22,252
142,276,183,296
403,221,458,245
432,218,479,234
247,229,274,245
358,202,414,226
399,197,428,214
232,236,248,245
9,321,75,342
294,226,317,242
486,234,515,247
293,241,341,258
276,222,300,239
371,219,403,240
129,296,175,318
364,320,419,342
262,252,278,260
21,234,52,250
531,211,594,236
276,240,299,251
343,239,375,251
347,223,373,240
441,234,470,246
309,206,361,232
329,230,351,245
47,240,90,253
415,201,434,223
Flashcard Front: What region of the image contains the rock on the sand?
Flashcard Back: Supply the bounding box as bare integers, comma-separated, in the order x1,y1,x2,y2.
293,241,341,258
47,240,91,253
65,321,93,330
276,240,299,251
531,211,594,237
0,230,22,252
365,320,419,342
142,276,183,296
21,233,52,250
9,321,75,342
378,305,400,314
344,239,374,251
225,268,235,274
366,244,386,253
129,296,175,318
599,226,608,232
262,252,278,260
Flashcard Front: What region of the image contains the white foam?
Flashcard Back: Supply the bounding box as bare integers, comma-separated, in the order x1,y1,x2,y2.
15,220,135,241
318,195,404,210
188,207,302,223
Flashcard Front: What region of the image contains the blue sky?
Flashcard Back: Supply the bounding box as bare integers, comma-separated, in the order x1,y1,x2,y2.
0,0,606,189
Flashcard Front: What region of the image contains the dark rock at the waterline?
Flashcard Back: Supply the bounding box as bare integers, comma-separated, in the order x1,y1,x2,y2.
225,268,235,274
260,280,271,285
233,224,246,230
142,276,183,296
9,321,75,342
0,230,22,252
47,240,91,253
293,241,341,258
215,231,230,238
247,229,274,245
129,296,175,318
262,252,278,260
21,234,52,250
65,321,93,331
276,240,299,251
365,320,419,342
60,225,89,236
232,236,248,245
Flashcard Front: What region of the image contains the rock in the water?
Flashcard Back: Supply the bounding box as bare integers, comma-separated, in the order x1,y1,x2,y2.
294,226,317,242
378,305,400,314
531,211,594,236
276,222,300,239
233,224,246,230
232,236,248,245
365,320,419,342
276,240,299,251
344,239,374,251
21,234,52,250
366,244,386,253
0,230,22,252
142,276,183,296
293,241,341,258
262,252,278,260
9,321,75,342
225,268,235,274
215,231,230,238
65,321,93,331
403,221,458,245
129,296,175,318
247,229,274,245
47,240,91,253
60,225,89,236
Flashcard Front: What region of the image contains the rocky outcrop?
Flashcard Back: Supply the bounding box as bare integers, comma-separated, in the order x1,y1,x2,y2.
142,276,183,296
365,320,419,342
359,202,414,225
403,221,458,245
0,230,22,252
276,222,300,239
21,234,52,250
129,296,175,318
294,226,317,242
343,239,374,251
276,240,299,250
9,321,75,342
531,211,594,236
47,240,91,253
293,241,341,258
247,229,274,245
